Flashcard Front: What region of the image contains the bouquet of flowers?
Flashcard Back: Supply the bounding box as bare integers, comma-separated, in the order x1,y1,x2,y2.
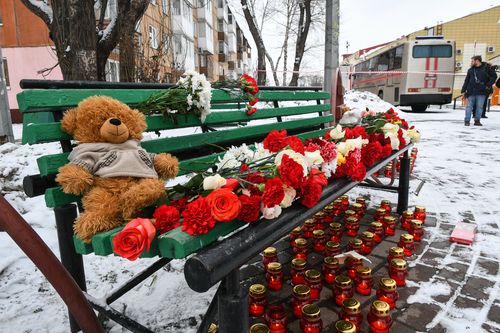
112,108,420,261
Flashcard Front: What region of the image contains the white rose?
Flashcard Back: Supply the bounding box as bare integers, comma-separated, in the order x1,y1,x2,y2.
407,128,421,143
329,124,345,140
304,150,324,167
280,186,297,208
261,204,282,220
202,174,227,190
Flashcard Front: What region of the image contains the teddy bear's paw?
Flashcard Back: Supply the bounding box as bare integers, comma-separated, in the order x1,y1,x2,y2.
74,212,122,243
121,179,166,219
154,153,179,180
56,164,94,195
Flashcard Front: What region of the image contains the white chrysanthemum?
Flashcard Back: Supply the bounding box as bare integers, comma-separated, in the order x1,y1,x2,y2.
321,158,338,178
227,143,254,162
216,152,241,170
275,149,308,177
253,142,272,161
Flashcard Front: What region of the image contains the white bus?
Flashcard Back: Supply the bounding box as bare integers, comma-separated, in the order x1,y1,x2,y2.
351,36,456,112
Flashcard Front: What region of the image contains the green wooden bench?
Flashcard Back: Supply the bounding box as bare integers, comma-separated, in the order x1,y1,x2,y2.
19,80,333,332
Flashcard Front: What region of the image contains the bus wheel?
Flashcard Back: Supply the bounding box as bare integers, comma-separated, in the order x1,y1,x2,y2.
411,105,428,112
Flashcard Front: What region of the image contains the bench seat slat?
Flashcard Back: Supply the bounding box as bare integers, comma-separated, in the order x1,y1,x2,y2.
18,89,330,112
43,127,331,208
24,104,331,144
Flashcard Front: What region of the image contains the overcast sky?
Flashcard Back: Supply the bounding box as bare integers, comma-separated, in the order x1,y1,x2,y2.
229,0,499,76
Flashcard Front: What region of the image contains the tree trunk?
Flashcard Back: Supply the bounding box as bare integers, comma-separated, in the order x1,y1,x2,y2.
119,30,137,82
289,0,312,86
241,0,267,85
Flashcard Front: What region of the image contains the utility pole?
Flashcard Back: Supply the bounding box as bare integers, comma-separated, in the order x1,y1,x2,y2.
323,0,339,94
0,47,14,143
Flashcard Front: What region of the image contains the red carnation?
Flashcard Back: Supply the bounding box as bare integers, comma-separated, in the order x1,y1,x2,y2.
170,197,188,213
324,129,332,140
349,163,367,182
382,144,393,157
299,177,323,208
263,129,288,152
397,129,406,150
182,196,216,236
334,163,347,178
304,138,326,147
246,107,257,116
320,141,337,162
153,205,181,234
262,177,285,208
361,141,383,167
286,136,305,154
237,195,261,223
344,126,368,140
278,154,306,188
305,142,322,153
249,96,259,106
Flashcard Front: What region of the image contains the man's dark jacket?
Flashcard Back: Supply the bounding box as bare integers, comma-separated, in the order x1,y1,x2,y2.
461,63,496,96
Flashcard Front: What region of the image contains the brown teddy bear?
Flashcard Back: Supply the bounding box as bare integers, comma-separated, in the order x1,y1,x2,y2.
56,96,179,243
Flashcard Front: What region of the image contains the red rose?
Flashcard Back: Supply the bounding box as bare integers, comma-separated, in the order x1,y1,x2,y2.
286,136,305,154
263,129,288,152
113,218,156,261
299,178,323,208
278,154,306,188
361,141,383,167
182,196,216,236
262,177,285,208
237,194,261,223
153,205,180,234
206,189,241,222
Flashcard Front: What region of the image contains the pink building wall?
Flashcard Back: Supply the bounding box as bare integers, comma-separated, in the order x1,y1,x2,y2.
3,46,63,109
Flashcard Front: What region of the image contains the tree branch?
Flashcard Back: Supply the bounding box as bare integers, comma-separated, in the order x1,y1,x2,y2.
19,0,53,26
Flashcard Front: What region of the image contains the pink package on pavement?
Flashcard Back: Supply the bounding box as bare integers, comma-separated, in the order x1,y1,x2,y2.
450,222,477,245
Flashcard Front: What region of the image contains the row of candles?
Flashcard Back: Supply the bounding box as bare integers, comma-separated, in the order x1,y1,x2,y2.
373,147,418,178
243,196,427,333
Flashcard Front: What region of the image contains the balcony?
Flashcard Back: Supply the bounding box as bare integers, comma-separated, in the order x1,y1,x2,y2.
228,61,235,70
218,31,226,41
218,53,226,62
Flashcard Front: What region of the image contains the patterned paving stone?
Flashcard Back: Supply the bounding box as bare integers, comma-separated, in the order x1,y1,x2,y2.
395,302,442,332
420,248,449,267
453,295,483,309
473,258,499,278
436,262,469,283
487,303,500,323
460,276,496,302
407,263,439,283
429,239,455,252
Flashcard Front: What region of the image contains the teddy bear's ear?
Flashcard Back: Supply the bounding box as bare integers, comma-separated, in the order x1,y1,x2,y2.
61,108,78,135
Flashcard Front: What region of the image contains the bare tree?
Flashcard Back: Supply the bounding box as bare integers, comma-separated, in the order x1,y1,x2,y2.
288,0,312,86
240,0,267,85
21,0,149,81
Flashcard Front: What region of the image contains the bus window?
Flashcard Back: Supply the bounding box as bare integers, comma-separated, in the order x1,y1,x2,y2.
369,56,379,71
412,45,452,58
378,52,390,71
393,46,403,69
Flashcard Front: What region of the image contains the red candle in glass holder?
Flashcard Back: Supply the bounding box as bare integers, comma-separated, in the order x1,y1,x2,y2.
305,269,322,300
291,258,307,286
387,247,404,264
262,247,279,271
414,206,427,224
289,226,302,245
409,219,424,241
266,262,283,291
347,238,363,254
323,203,334,219
322,256,340,284
333,199,343,217
340,298,363,332
265,304,288,333
300,303,323,333
334,320,356,333
384,163,393,178
250,323,270,333
360,231,375,255
302,219,315,239
380,200,392,215
334,275,354,306
367,300,392,333
344,209,356,222
398,234,414,257
328,222,343,243
355,197,367,215
345,256,362,279
292,284,311,318
374,208,387,223
376,277,399,309
355,266,373,296
389,259,408,287
382,216,396,236
249,284,267,317
369,221,385,243
313,211,327,230
325,240,341,257
312,229,326,253
352,203,364,220
293,238,309,260
345,217,360,237
400,211,414,230
340,195,350,211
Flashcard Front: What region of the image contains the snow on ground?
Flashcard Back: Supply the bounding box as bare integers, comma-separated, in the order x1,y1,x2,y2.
0,91,499,332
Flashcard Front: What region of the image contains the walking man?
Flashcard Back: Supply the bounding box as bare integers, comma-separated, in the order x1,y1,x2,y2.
461,56,496,126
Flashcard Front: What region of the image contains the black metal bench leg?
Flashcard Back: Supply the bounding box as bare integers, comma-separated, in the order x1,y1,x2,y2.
218,269,248,333
197,284,221,333
397,150,411,214
54,204,86,333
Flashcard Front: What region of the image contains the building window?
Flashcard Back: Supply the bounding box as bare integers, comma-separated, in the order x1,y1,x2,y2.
162,0,168,15
218,19,224,32
218,0,224,8
149,26,158,49
218,40,224,53
163,35,170,52
105,60,120,82
198,23,206,37
174,35,183,55
104,0,117,19
173,0,181,15
2,58,10,88
228,12,233,25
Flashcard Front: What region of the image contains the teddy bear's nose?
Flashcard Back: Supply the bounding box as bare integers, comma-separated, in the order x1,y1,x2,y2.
109,118,122,126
